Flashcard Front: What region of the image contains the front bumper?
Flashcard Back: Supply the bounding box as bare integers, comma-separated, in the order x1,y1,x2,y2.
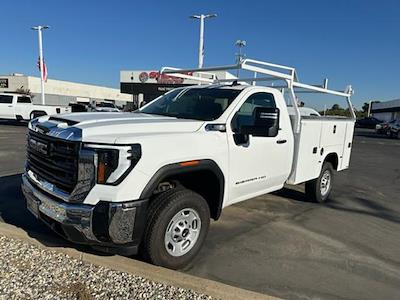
21,174,148,255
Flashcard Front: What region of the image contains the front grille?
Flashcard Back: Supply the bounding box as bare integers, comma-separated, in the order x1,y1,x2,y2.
27,130,80,194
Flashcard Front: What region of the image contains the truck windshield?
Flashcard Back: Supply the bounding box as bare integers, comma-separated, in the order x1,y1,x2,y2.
97,102,115,108
140,87,242,121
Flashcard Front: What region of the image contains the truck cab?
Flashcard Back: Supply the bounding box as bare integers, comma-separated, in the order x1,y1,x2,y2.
0,93,32,120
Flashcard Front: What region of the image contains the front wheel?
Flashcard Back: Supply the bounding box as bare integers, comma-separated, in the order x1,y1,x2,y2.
305,162,334,203
142,188,210,269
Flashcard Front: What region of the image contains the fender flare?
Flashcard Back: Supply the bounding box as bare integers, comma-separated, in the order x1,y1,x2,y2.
140,159,225,220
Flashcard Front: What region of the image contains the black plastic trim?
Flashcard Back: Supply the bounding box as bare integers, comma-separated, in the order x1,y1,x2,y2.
140,159,225,220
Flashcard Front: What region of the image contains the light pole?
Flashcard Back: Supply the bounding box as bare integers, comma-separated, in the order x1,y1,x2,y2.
190,14,217,68
31,25,49,105
367,100,372,117
235,40,246,77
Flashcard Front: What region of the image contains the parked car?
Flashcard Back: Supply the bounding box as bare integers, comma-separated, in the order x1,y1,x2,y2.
0,93,70,121
376,119,395,135
355,117,382,129
386,119,400,138
94,102,120,112
21,58,355,270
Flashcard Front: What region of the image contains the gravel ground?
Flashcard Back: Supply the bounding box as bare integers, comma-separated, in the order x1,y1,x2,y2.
0,235,213,300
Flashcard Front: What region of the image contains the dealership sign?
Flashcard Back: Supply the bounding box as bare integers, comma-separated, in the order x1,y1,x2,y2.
126,71,193,85
0,78,8,88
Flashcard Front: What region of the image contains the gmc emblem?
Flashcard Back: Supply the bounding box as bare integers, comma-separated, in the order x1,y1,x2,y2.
29,138,48,155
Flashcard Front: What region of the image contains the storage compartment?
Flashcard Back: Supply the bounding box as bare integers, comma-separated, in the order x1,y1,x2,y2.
340,122,355,170
287,119,322,185
287,117,355,185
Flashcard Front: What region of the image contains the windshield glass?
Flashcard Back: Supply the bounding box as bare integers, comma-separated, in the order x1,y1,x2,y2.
140,87,242,121
97,102,115,108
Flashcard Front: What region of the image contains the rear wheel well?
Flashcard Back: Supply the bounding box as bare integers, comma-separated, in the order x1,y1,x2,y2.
30,110,47,120
324,152,339,170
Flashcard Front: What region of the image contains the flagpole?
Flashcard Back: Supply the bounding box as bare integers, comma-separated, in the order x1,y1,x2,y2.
32,25,49,105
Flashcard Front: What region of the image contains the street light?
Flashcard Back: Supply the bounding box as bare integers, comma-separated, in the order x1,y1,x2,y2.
235,40,246,77
31,25,50,105
235,39,246,63
190,13,217,68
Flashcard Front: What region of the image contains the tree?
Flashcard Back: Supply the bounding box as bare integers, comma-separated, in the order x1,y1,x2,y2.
362,102,369,113
331,104,340,110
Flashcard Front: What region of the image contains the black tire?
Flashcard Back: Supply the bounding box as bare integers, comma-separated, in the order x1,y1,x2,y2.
305,162,334,203
142,188,210,270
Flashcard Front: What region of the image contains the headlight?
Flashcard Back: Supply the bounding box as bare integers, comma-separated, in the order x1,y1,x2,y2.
84,144,141,185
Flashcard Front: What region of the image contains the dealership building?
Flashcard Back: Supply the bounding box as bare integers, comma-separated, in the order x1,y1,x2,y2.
120,70,236,104
371,99,400,121
0,74,132,106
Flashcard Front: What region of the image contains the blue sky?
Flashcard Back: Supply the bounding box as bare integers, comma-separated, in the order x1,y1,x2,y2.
1,0,399,109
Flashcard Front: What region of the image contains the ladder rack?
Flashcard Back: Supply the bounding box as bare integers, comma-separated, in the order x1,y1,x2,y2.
160,58,355,133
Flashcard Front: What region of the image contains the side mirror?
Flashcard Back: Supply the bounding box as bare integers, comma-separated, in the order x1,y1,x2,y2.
240,107,279,137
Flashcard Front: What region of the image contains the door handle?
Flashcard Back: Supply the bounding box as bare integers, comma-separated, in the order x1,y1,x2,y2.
8,105,12,107
276,139,287,144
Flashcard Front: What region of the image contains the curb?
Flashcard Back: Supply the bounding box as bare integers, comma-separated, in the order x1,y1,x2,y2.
0,222,277,300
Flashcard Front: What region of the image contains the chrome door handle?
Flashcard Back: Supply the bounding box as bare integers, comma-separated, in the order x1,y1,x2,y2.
276,139,287,144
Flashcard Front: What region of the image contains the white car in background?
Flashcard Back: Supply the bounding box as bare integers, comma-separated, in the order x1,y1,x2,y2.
94,102,120,112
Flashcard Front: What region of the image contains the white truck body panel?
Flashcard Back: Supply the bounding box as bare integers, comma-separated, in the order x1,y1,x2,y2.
287,118,355,185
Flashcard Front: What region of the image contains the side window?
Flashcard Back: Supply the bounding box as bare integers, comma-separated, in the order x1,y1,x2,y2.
0,95,13,104
17,96,31,104
231,92,276,132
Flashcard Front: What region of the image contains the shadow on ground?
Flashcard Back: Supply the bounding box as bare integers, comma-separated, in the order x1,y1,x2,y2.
0,120,28,126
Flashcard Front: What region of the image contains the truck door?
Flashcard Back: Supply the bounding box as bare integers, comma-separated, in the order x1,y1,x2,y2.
227,91,292,205
15,96,33,120
0,95,15,119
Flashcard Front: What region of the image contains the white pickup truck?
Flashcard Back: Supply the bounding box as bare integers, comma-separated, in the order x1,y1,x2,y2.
21,59,355,269
0,93,70,121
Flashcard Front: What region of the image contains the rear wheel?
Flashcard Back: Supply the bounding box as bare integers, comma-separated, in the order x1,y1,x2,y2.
142,188,210,269
305,162,334,203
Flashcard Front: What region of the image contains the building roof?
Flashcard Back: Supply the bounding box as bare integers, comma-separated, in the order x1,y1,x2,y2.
0,74,132,102
371,99,400,113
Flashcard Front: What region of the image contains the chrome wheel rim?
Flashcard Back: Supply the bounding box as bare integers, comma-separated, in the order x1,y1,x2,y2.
320,170,331,197
164,208,201,257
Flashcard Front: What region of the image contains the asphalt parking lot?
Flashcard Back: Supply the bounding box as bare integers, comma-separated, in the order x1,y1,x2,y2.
0,121,399,300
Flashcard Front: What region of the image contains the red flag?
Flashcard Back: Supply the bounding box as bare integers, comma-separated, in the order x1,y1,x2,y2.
37,57,48,82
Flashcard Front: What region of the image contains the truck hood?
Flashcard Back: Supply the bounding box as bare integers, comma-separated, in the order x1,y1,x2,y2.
35,112,205,143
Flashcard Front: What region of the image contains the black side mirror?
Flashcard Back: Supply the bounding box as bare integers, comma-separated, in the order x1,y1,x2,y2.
240,107,279,137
